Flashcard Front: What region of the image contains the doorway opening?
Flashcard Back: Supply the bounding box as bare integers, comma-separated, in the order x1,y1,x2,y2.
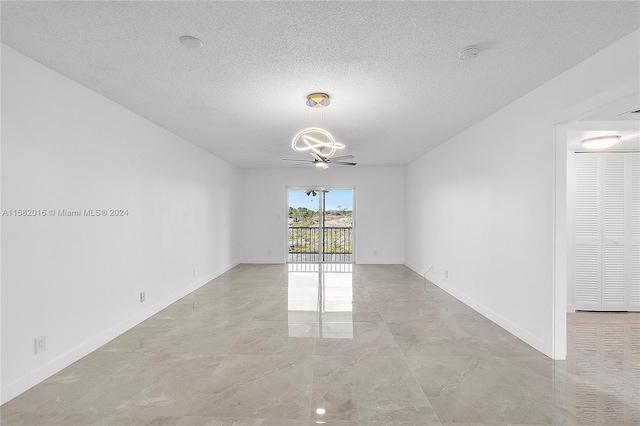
287,188,354,263
553,88,639,360
570,149,639,312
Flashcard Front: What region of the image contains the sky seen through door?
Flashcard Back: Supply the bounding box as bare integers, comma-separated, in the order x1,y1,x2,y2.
288,189,353,211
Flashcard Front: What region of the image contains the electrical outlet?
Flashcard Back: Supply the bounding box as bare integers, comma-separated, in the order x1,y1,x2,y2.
193,268,197,277
373,249,378,256
140,291,146,303
445,270,449,279
35,336,46,354
267,249,271,255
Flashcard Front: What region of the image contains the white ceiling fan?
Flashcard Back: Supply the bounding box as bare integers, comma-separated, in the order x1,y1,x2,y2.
282,153,357,169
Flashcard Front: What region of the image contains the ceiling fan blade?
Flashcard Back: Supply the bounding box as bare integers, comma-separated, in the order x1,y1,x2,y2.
282,158,312,162
289,162,314,167
331,161,357,166
311,152,325,162
329,155,355,161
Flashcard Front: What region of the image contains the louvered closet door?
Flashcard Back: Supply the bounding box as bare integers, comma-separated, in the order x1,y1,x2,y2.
602,153,626,311
630,153,640,311
575,154,601,310
574,152,640,312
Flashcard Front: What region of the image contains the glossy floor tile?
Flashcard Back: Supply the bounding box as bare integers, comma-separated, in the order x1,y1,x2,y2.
2,263,639,425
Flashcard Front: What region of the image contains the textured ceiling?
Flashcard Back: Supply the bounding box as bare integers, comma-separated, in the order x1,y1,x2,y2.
2,1,639,168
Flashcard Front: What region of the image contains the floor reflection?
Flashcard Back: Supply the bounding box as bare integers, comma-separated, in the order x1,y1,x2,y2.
563,312,640,424
287,263,354,339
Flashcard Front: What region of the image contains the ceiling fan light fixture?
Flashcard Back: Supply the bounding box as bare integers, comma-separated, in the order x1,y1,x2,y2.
284,92,354,168
306,92,331,108
580,135,620,150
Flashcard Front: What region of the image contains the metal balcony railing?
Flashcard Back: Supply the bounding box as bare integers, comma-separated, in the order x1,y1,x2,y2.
288,226,353,263
322,227,353,254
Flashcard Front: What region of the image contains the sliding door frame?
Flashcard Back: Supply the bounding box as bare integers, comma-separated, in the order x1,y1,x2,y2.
285,185,356,263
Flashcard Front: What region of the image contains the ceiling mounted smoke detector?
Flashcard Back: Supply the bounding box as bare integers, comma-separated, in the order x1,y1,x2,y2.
179,35,203,49
580,135,621,150
306,92,331,108
458,46,480,61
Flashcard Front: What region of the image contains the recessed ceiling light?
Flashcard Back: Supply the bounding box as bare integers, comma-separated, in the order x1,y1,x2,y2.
458,46,480,61
580,135,621,150
179,35,203,49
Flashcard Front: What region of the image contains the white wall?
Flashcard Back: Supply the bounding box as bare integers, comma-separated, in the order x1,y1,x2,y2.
404,30,640,358
1,45,240,403
239,167,404,264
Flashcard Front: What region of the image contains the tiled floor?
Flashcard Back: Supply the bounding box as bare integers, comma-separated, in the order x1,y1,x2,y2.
2,264,639,425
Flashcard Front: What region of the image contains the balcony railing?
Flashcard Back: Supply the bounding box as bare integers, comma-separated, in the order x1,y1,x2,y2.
288,226,353,263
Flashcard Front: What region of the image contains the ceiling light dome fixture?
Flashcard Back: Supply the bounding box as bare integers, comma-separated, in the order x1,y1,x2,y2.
458,45,480,61
306,92,331,108
580,135,621,150
179,35,203,49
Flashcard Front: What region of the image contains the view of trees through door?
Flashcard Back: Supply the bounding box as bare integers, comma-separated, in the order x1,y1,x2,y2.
288,188,354,263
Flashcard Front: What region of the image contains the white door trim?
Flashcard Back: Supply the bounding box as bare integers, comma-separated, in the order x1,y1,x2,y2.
550,79,639,360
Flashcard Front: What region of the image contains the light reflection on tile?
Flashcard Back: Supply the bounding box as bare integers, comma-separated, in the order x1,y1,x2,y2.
287,263,354,339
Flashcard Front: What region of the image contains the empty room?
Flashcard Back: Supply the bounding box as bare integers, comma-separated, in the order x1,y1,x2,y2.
1,1,639,425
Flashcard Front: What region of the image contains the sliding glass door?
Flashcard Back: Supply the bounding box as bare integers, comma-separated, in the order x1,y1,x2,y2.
322,189,353,263
287,188,354,263
288,189,321,263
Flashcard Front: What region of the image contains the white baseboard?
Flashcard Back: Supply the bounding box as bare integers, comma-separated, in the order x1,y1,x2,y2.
356,258,404,264
404,262,549,357
1,260,239,405
239,259,285,264
404,261,428,275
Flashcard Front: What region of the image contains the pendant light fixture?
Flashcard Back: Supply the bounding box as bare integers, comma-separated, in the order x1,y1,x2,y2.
291,93,344,159
291,127,344,158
